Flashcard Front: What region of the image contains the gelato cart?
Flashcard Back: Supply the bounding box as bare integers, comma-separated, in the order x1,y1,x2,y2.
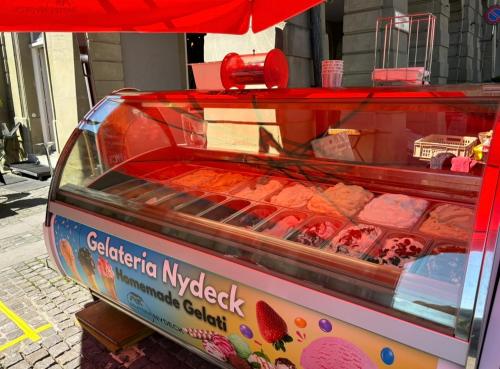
43,85,500,369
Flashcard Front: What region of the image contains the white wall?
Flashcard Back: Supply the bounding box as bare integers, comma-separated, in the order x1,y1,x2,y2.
204,25,282,62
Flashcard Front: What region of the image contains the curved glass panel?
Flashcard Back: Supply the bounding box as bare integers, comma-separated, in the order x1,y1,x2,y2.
54,87,500,336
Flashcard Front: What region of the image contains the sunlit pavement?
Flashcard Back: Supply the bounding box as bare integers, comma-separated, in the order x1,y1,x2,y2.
0,176,219,369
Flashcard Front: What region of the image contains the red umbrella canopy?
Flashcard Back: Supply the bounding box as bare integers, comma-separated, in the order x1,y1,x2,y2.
3,0,324,33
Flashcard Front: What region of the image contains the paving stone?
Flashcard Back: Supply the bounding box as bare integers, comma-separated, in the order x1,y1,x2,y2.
1,352,23,368
62,327,80,339
7,362,31,369
21,343,42,356
127,357,150,369
55,349,80,365
33,356,56,369
47,365,63,369
0,180,219,369
56,320,74,330
40,328,58,338
63,358,81,369
65,305,82,314
41,334,62,348
65,332,83,347
25,348,50,365
52,313,70,324
48,342,70,358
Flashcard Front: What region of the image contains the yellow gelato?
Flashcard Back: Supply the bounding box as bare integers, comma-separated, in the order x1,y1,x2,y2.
307,183,374,218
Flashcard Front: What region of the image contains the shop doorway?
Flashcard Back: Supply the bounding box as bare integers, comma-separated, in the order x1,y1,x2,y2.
186,33,206,89
30,33,57,153
325,0,344,60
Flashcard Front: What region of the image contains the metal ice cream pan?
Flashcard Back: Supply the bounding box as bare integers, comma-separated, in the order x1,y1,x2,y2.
255,209,310,239
323,221,387,260
286,215,347,250
175,193,228,216
362,232,432,269
104,179,147,195
225,204,279,230
198,199,252,223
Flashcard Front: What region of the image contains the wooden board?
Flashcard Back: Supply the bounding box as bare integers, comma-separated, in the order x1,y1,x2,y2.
75,301,152,353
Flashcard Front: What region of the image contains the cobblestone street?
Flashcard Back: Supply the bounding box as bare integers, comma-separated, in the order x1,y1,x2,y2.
0,176,219,369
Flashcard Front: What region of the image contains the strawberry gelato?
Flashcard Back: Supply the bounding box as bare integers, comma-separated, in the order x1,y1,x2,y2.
327,224,382,258
262,214,305,238
97,256,117,299
203,340,227,362
211,334,236,359
289,219,340,247
301,337,377,369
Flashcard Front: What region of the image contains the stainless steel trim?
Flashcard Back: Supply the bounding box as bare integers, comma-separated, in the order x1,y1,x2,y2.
465,232,500,369
476,249,500,369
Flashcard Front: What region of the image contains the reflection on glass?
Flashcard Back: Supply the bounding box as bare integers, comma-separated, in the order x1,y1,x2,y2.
55,89,498,336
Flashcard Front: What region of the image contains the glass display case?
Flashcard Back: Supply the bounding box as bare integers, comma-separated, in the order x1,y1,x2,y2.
44,86,500,369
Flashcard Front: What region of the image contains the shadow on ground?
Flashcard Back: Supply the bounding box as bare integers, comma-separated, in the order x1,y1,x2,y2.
0,194,48,219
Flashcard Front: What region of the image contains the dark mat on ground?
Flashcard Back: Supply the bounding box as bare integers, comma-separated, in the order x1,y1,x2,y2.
0,173,28,185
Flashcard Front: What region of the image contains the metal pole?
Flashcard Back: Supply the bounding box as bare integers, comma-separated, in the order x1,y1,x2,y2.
310,5,323,87
423,15,430,75
374,19,379,70
383,22,389,68
395,26,400,68
414,19,420,67
407,16,413,68
388,18,393,68
493,24,497,80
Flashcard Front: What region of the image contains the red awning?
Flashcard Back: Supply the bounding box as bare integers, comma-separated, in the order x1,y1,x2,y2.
2,0,323,34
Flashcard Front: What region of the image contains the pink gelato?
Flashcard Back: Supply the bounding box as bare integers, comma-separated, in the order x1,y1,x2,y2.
211,335,236,359
301,337,377,369
203,340,227,362
97,256,114,279
248,354,275,369
262,214,304,238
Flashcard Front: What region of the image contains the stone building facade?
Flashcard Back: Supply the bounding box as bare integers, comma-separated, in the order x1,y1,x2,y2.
0,1,498,166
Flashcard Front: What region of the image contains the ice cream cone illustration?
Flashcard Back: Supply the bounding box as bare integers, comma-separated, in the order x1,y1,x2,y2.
97,256,118,299
59,239,82,282
77,248,98,290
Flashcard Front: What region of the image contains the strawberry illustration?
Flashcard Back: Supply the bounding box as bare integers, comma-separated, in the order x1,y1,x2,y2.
256,301,293,352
